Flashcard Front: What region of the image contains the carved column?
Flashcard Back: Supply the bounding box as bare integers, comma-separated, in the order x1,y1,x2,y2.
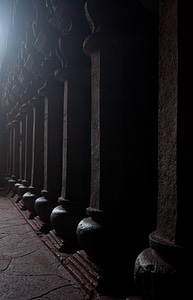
30,95,44,190
32,0,64,230
6,114,13,189
11,118,20,191
20,6,46,218
134,1,187,299
17,98,33,206
46,0,91,252
14,112,26,196
7,125,16,194
76,0,158,296
13,37,36,203
33,55,63,229
5,120,12,182
7,108,18,194
34,81,63,229
0,105,7,187
22,94,44,219
10,104,21,184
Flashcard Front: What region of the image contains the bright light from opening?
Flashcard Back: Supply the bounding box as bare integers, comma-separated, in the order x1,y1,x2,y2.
0,4,8,68
0,0,18,69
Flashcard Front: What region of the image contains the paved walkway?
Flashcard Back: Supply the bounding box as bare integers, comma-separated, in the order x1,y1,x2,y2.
0,194,139,300
0,195,89,300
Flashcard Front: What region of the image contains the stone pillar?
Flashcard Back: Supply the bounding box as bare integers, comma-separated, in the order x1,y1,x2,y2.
6,120,13,188
34,85,63,229
76,0,159,296
31,0,63,231
5,121,12,181
8,117,20,196
134,1,187,299
34,55,63,231
12,118,20,180
7,129,17,196
0,105,6,187
22,96,44,219
17,101,33,205
30,96,44,191
48,0,91,252
7,109,18,194
19,1,46,217
14,112,26,196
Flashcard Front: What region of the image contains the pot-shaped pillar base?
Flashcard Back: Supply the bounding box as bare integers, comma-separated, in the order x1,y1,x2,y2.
17,180,30,210
34,190,58,233
14,179,23,202
22,186,42,219
134,231,185,300
8,175,17,196
76,208,106,264
76,207,136,296
50,197,86,253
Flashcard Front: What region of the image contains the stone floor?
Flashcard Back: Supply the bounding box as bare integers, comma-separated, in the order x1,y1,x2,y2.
0,192,139,300
0,194,92,300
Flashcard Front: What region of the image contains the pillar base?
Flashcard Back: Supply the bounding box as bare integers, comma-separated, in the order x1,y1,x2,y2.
22,186,42,219
134,231,185,300
8,175,17,196
14,179,23,199
17,180,30,210
76,207,137,296
50,197,86,253
34,189,58,224
76,208,105,264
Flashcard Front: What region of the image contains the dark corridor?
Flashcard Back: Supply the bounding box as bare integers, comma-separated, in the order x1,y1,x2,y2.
0,1,188,299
